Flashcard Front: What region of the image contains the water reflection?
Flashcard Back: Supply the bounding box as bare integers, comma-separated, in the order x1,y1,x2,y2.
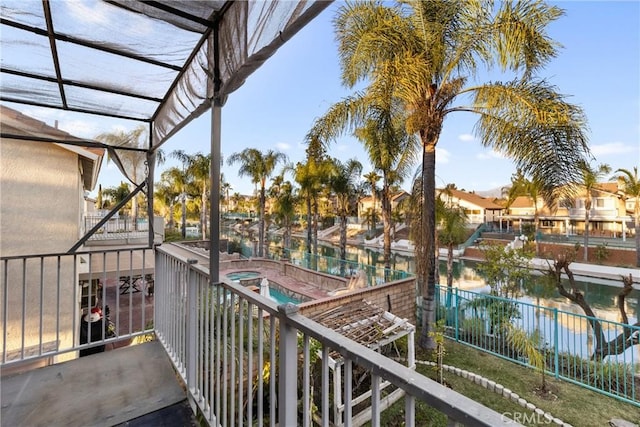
222,228,637,323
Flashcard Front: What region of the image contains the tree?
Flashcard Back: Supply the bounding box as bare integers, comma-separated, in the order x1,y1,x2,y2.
155,169,183,230
269,178,298,256
169,151,196,238
294,137,333,259
221,180,232,216
362,171,381,232
228,148,287,257
96,125,165,229
102,182,130,214
436,196,467,290
321,0,589,349
355,112,419,270
505,170,544,254
96,184,103,210
329,158,363,274
613,166,640,267
161,167,188,239
548,253,638,360
577,161,611,261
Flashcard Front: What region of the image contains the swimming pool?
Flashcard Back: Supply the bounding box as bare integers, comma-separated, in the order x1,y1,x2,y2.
268,287,301,305
225,271,261,282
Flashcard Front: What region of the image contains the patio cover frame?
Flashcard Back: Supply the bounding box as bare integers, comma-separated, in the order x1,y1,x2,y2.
1,0,332,280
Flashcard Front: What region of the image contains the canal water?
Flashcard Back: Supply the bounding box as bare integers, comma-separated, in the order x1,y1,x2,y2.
223,226,637,323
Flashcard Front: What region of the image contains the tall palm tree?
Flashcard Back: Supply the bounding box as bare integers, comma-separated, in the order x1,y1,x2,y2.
329,158,363,274
189,153,211,239
154,174,180,230
269,178,298,256
362,171,381,231
613,166,640,266
436,196,468,290
228,148,287,257
506,170,544,254
318,0,589,349
96,125,165,229
170,150,197,238
221,180,232,216
162,166,190,237
578,161,611,261
355,113,419,270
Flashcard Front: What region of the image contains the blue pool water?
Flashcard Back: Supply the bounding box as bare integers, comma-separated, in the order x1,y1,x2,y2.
225,271,301,305
268,287,301,305
226,271,261,281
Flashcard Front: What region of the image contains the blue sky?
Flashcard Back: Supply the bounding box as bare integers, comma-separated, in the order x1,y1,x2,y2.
19,1,640,197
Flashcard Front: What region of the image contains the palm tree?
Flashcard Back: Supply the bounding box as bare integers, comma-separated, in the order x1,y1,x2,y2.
162,166,190,237
320,0,589,349
269,178,298,256
329,158,363,274
96,125,165,230
155,169,183,230
362,171,381,231
436,196,468,290
355,113,419,270
228,148,287,257
506,170,544,254
613,166,640,267
221,181,232,216
577,161,611,261
102,182,130,213
189,153,211,239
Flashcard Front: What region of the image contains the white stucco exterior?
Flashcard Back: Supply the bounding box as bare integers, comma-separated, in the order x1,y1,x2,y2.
0,111,103,365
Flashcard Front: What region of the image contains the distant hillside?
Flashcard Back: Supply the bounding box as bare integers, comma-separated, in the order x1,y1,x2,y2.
475,186,506,199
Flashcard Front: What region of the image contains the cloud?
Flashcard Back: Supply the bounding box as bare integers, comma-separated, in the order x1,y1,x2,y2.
436,147,450,164
458,133,475,142
275,142,291,151
591,142,637,157
476,150,505,160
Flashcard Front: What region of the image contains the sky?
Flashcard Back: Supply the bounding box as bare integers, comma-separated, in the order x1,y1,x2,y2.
14,1,640,197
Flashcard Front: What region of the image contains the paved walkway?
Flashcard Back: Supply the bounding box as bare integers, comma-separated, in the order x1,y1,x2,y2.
528,258,640,284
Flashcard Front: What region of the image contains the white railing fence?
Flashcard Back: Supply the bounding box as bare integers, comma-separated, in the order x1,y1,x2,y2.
155,245,515,427
1,248,154,366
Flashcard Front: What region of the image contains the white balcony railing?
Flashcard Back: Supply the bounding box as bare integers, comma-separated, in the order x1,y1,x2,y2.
1,245,517,426
155,245,514,426
1,248,155,365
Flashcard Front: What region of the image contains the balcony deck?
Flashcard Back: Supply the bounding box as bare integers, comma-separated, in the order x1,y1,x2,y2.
1,341,195,427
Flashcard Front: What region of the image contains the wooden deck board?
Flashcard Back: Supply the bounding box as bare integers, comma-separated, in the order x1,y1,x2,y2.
1,341,186,427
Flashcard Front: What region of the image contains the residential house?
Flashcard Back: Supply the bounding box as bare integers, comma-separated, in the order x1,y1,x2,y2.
0,105,104,364
436,188,504,226
358,190,411,221
503,182,633,238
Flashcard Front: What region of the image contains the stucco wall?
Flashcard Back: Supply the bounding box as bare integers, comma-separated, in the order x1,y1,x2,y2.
1,139,82,362
1,139,81,255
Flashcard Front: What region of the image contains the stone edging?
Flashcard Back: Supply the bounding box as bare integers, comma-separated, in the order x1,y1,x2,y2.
411,359,572,426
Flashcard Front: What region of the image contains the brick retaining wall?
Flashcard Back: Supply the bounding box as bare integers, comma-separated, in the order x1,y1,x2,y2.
299,277,416,326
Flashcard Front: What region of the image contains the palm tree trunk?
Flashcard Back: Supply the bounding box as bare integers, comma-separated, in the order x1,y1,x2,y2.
181,193,186,239
420,142,438,350
306,196,312,255
340,213,347,276
447,243,454,288
382,185,392,272
583,201,590,262
259,187,265,257
201,188,207,240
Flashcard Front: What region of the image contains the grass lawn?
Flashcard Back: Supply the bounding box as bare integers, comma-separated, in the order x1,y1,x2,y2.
380,340,640,426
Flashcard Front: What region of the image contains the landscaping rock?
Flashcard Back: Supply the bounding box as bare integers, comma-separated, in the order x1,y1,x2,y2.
609,420,639,427
486,380,495,391
518,397,527,407
526,402,536,411
502,388,512,398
